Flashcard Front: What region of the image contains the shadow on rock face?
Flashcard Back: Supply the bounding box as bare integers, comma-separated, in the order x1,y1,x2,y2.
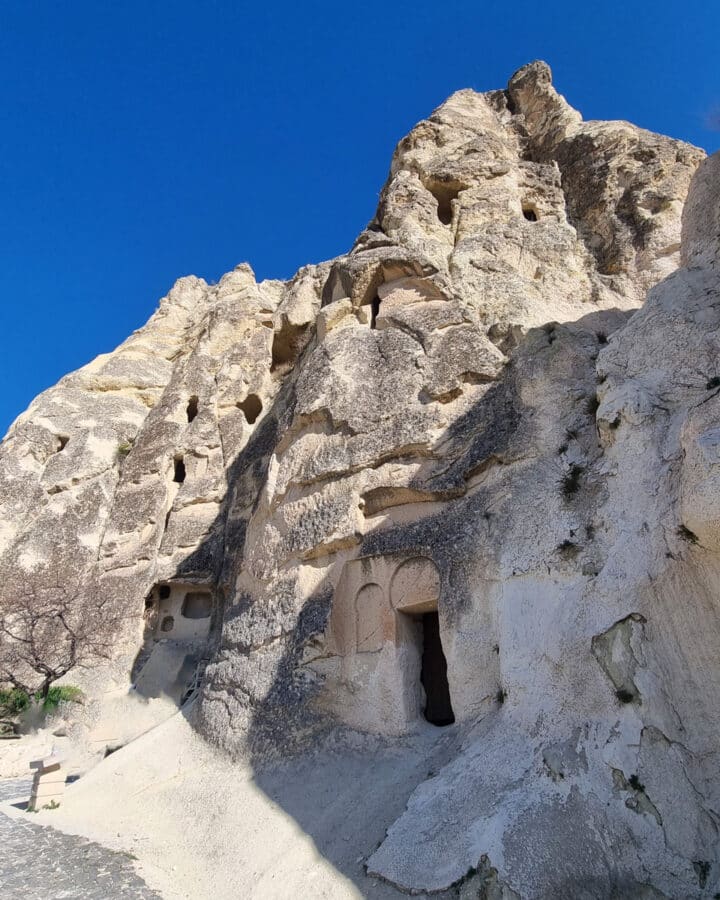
65,90,715,896
2,55,717,898
176,303,718,898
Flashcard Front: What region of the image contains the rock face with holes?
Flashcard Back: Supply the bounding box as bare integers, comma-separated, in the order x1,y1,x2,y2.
0,262,327,731
4,61,720,897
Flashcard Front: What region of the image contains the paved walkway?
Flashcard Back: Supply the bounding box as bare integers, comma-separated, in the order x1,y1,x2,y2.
0,779,161,899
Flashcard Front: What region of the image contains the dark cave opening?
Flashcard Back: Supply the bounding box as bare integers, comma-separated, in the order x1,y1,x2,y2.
237,394,263,425
425,180,463,226
420,611,455,727
173,455,186,484
370,295,381,329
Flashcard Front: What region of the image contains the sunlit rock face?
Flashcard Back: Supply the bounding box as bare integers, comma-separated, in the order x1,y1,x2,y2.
5,61,720,896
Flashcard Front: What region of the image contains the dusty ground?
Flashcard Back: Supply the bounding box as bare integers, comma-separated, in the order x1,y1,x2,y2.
3,711,458,899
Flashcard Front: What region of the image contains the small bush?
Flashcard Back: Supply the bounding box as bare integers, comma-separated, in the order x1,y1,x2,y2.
616,688,635,704
706,376,720,390
496,688,507,704
596,332,608,345
628,774,645,792
117,440,133,457
557,539,579,557
41,685,83,711
0,685,82,718
677,524,699,545
561,464,584,498
609,416,621,430
0,688,31,718
586,394,600,416
557,442,568,456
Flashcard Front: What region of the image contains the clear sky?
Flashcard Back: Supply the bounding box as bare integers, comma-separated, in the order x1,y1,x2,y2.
1,0,718,436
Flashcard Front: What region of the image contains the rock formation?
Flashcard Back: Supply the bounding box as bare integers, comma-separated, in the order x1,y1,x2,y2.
3,61,720,896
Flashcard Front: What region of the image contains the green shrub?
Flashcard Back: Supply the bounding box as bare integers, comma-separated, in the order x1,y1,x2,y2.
0,685,83,718
40,685,83,711
0,687,31,717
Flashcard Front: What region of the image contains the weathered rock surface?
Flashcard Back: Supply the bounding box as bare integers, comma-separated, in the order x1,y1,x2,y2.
2,62,719,897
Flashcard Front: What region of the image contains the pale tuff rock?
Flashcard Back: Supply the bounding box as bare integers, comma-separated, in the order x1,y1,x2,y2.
1,62,717,897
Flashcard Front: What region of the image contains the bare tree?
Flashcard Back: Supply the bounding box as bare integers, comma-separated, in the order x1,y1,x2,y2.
0,574,125,700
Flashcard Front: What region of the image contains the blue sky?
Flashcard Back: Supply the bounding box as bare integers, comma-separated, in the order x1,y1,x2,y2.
1,0,718,436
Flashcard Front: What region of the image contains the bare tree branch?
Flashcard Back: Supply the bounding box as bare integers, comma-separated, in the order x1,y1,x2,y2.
0,572,129,699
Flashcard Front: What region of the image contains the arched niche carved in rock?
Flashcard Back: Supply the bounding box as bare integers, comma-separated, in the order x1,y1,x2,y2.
354,583,388,653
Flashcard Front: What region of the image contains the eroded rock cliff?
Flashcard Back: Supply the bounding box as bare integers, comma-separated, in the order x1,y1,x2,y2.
3,61,720,897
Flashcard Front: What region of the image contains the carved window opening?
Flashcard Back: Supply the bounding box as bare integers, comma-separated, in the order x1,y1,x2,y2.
271,319,307,373
425,180,463,226
181,591,212,620
56,435,69,453
419,611,455,726
522,205,538,222
237,394,262,425
158,585,171,600
173,455,186,484
186,396,199,423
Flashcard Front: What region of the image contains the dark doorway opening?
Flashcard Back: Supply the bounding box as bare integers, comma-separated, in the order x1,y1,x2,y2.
173,455,186,483
420,612,455,726
370,295,381,329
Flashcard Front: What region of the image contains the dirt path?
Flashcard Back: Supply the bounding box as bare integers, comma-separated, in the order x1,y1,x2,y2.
20,713,458,899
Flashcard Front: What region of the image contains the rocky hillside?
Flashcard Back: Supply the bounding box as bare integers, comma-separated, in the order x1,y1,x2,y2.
4,61,720,896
